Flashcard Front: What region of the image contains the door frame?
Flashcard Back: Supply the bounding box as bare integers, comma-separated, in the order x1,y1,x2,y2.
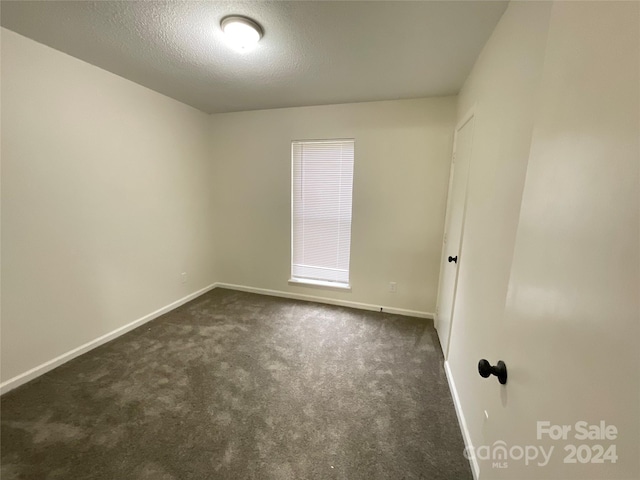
435,105,476,359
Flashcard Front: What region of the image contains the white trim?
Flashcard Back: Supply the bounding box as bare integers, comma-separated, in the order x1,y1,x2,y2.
0,283,217,395
436,107,477,360
1,281,431,396
444,360,480,480
456,103,477,133
288,278,351,291
291,138,355,144
215,282,433,319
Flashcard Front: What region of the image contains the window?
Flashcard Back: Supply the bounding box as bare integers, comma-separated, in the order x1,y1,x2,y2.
291,139,355,288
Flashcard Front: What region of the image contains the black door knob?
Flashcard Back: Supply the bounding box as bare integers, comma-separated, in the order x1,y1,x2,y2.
448,255,458,263
478,359,507,385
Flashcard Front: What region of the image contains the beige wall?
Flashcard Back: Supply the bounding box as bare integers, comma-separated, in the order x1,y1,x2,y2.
1,29,454,386
445,2,639,478
444,1,552,473
209,98,456,314
1,29,215,383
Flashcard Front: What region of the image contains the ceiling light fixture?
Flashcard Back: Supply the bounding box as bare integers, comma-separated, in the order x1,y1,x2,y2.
221,15,263,52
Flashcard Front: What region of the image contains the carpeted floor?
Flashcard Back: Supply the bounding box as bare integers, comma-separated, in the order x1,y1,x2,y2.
1,288,472,480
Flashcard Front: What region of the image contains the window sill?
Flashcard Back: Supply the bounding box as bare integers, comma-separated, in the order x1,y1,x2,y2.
288,278,352,292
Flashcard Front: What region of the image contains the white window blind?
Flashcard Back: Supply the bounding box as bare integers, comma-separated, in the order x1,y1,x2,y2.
291,139,354,286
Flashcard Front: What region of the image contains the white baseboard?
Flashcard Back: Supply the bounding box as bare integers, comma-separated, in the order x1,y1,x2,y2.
214,282,434,319
445,360,480,480
0,283,216,395
1,282,431,395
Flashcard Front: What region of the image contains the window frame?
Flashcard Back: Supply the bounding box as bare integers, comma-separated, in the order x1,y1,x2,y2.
289,138,355,290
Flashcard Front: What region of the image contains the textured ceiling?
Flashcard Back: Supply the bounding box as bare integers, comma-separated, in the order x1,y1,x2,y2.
1,1,507,114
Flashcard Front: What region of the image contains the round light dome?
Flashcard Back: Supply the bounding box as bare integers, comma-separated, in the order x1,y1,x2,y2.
221,16,263,51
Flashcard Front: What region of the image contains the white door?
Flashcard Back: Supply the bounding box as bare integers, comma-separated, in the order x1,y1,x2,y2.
436,111,475,358
488,3,639,478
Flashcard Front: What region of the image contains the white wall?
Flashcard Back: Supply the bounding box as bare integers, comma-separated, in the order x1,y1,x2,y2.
1,29,215,384
0,30,454,387
209,98,456,314
445,2,639,479
444,1,552,474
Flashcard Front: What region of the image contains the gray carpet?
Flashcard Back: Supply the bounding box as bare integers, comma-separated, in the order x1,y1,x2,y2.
1,288,472,480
